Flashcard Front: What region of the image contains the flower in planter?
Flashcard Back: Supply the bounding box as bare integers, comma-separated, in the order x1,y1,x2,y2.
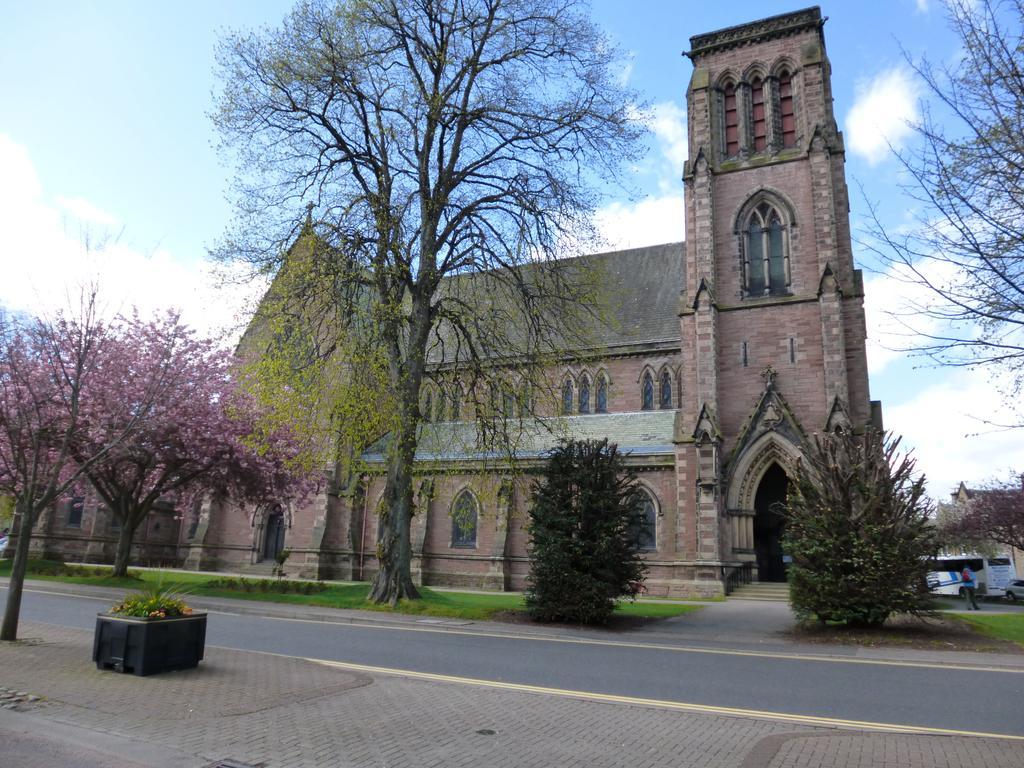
95,583,207,676
109,584,193,619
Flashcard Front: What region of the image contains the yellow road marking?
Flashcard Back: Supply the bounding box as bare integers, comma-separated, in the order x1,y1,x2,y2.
14,584,1024,675
308,657,1024,741
238,610,1024,675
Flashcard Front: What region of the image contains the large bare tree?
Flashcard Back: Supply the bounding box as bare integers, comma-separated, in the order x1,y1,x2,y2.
213,0,643,603
867,0,1024,415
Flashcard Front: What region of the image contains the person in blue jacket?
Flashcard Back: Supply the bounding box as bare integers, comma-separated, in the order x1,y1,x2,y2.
961,564,981,610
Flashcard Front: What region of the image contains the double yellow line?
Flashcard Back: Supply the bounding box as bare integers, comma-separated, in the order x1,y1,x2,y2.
311,658,1024,741
19,586,1024,740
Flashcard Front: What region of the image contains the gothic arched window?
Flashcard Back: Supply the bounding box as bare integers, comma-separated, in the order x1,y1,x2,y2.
489,383,500,414
743,201,790,297
422,389,433,423
631,490,658,551
641,372,654,411
596,374,608,413
450,489,479,548
503,388,517,418
562,379,573,415
659,369,673,409
578,375,591,414
450,384,462,421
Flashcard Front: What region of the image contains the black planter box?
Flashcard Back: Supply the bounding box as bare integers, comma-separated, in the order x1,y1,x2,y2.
93,612,207,676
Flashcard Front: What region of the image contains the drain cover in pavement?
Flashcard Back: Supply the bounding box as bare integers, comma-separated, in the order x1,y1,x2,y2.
205,760,265,768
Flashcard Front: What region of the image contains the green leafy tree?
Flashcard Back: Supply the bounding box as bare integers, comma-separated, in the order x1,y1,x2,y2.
526,439,646,625
213,0,643,605
784,429,937,627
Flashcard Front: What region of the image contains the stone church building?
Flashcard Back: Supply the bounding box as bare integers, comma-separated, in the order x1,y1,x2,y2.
27,8,880,597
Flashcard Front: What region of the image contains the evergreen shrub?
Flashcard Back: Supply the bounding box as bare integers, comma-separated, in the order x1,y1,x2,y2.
784,429,937,627
526,439,647,624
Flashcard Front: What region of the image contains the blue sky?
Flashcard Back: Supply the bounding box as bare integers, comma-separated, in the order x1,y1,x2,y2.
1,0,1020,496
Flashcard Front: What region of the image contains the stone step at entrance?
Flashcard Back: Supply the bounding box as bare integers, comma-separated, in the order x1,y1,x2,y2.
236,561,279,577
728,582,790,601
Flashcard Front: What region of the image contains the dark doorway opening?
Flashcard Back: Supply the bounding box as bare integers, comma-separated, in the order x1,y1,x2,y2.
262,505,286,562
753,463,789,582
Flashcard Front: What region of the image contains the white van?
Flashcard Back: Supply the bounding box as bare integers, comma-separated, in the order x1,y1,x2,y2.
927,554,1017,597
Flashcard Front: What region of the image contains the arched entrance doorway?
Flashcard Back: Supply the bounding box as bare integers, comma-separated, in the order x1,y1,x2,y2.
262,505,286,562
753,463,789,582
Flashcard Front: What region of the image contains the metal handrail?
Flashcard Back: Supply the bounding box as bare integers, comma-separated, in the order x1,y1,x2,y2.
723,562,753,595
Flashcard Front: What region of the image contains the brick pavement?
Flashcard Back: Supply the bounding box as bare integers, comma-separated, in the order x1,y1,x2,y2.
1,621,1021,768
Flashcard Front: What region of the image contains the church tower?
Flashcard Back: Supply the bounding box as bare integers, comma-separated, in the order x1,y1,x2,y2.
678,7,878,585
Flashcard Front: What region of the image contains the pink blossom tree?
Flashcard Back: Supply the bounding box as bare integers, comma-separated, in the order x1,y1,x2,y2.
70,311,313,578
941,475,1024,555
0,298,169,641
1,303,313,640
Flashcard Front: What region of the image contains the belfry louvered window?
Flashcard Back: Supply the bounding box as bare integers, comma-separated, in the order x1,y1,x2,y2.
723,82,739,156
778,71,796,148
750,77,767,153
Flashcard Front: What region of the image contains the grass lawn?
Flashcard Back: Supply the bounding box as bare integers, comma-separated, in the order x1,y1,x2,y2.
0,559,701,623
951,613,1024,647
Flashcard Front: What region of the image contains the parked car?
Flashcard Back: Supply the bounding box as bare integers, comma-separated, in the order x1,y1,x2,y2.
1006,579,1024,602
0,530,8,554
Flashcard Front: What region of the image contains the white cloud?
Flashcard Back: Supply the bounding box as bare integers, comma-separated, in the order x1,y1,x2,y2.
648,101,689,177
859,240,1024,498
594,195,685,250
55,196,121,229
884,368,1024,499
915,0,929,13
0,134,263,344
588,101,688,251
862,258,963,375
845,67,920,164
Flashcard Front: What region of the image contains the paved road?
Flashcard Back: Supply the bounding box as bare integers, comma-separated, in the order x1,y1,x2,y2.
5,584,1024,739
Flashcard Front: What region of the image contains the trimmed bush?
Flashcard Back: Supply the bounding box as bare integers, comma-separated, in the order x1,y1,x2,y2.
526,439,647,624
25,559,140,580
206,577,327,595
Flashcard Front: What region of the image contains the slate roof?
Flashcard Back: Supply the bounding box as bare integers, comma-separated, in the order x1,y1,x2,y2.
572,242,684,350
426,241,684,365
363,409,678,463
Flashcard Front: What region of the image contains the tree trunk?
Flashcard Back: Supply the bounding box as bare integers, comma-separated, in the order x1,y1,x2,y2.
1,500,37,641
368,421,420,605
367,281,432,606
111,518,138,578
